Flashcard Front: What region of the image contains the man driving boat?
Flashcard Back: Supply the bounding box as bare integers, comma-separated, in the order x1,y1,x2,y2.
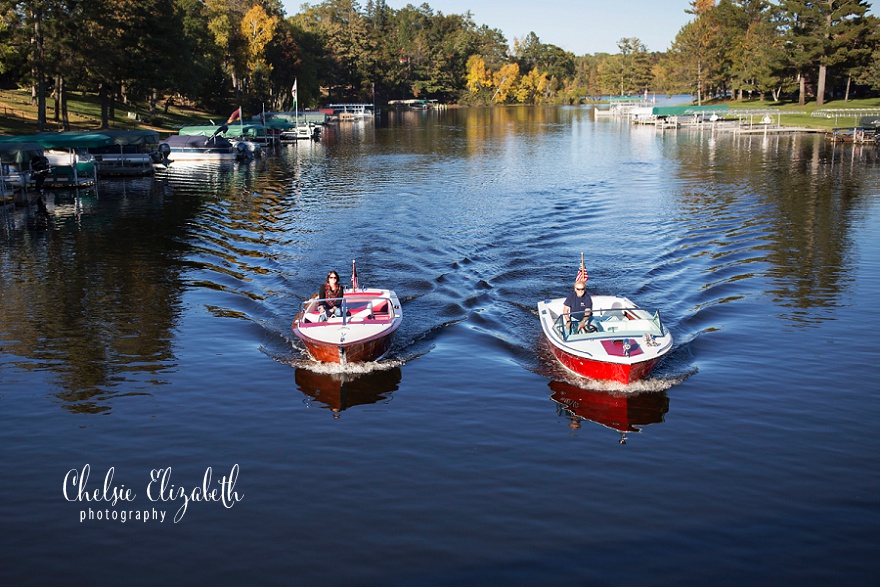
563,280,593,334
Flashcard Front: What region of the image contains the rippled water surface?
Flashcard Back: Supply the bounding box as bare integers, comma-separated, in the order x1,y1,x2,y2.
2,106,879,585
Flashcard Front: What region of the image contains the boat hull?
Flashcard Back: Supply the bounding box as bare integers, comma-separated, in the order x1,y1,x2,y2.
299,330,395,364
94,155,155,176
165,150,238,161
548,342,661,384
280,125,318,141
160,135,246,162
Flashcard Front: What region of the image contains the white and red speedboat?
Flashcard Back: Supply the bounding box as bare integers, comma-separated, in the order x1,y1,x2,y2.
293,262,402,364
537,294,673,384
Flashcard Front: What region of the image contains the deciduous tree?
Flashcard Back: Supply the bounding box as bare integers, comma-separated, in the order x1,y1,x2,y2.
515,67,549,103
492,62,519,103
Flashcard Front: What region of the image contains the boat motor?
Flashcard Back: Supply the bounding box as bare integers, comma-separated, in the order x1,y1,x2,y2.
234,141,252,160
30,156,50,191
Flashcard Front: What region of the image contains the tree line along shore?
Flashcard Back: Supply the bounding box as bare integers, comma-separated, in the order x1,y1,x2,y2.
2,87,878,138
1,0,878,133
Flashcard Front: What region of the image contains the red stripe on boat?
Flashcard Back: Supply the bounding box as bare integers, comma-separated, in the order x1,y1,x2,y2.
600,339,643,357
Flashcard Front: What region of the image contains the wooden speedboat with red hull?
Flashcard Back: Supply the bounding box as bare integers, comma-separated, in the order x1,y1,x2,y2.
537,294,673,384
293,287,402,364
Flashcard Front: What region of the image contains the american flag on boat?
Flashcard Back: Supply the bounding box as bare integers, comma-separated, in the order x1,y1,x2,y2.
576,253,588,283
351,259,359,291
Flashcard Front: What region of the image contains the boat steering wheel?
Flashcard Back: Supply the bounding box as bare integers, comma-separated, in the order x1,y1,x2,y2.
578,321,598,334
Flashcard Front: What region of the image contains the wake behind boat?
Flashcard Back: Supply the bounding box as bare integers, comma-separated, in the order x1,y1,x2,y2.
537,294,673,384
293,262,402,364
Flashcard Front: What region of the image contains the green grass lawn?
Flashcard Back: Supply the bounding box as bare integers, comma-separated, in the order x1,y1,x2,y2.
0,89,219,136
718,97,880,129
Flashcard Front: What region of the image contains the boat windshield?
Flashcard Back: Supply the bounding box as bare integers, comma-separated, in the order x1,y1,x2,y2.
553,306,665,342
300,293,396,326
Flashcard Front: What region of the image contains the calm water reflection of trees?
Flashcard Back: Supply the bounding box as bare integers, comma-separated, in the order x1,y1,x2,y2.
3,113,878,412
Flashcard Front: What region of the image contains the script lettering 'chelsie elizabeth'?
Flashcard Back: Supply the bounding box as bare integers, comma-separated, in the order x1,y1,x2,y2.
63,465,136,506
65,464,243,523
147,464,243,523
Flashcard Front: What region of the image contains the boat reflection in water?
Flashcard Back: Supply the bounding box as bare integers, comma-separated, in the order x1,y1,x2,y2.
549,380,669,443
295,366,402,418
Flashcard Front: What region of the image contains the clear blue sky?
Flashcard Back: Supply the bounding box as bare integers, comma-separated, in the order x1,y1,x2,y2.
283,0,696,55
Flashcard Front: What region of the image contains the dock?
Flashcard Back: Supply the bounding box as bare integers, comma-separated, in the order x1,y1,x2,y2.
610,105,850,139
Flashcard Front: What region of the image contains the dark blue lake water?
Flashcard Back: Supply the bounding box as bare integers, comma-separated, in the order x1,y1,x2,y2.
2,106,879,585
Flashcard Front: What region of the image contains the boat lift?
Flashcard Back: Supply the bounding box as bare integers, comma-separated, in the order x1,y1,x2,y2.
812,108,880,143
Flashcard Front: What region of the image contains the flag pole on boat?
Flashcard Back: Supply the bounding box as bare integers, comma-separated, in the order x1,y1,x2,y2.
576,252,588,283
292,78,298,129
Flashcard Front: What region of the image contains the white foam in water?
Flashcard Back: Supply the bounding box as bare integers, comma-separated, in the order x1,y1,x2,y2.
554,369,693,394
288,356,405,375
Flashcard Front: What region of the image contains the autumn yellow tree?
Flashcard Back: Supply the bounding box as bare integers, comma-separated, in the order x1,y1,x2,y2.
241,4,278,96
241,4,278,71
204,0,248,95
515,67,549,104
466,55,491,93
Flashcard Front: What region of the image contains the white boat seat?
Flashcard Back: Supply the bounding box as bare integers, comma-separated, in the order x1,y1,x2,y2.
599,319,658,334
351,308,374,321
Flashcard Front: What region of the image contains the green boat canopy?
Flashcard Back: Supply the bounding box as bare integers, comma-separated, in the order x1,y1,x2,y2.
261,119,294,130
265,111,327,124
36,131,116,148
0,130,157,150
98,129,160,146
29,132,114,149
0,141,45,164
